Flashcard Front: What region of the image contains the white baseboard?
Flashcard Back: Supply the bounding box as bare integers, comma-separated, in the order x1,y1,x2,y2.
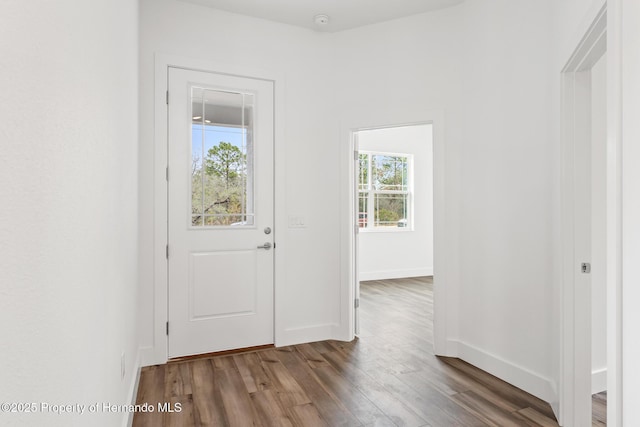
592,368,607,394
549,383,560,422
448,339,557,404
139,322,341,366
359,267,433,282
276,323,336,347
140,345,164,367
124,347,143,427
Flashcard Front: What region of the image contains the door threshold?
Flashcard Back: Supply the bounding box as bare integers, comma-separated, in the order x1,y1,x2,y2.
168,344,275,363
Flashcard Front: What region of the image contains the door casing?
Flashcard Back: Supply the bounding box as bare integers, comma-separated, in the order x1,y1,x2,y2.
559,4,622,425
147,54,285,366
339,110,448,354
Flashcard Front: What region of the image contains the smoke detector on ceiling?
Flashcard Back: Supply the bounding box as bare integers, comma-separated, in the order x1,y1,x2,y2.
314,14,330,26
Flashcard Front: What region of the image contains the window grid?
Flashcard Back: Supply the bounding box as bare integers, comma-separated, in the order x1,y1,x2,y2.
190,87,254,228
358,151,412,230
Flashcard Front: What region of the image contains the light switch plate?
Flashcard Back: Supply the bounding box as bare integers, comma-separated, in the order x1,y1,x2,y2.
288,215,306,228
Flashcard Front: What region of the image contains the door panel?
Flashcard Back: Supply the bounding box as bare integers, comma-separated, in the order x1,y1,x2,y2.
168,67,274,358
189,250,257,319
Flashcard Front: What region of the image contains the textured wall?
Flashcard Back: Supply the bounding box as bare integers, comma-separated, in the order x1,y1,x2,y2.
0,1,139,426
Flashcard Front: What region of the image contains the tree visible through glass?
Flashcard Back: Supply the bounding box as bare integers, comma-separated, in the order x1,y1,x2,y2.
190,87,254,227
358,152,410,228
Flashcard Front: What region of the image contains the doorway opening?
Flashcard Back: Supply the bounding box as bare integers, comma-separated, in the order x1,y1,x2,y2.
352,124,434,338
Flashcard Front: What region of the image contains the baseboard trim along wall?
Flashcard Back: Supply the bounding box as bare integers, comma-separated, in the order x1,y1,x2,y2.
359,268,433,282
139,345,159,367
277,323,337,347
124,348,143,427
592,368,607,394
448,339,557,404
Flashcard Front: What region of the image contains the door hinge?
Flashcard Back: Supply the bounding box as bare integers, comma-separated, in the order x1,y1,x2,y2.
166,244,169,259
355,223,359,234
354,298,360,309
166,166,169,181
273,242,276,249
166,90,169,105
166,322,169,335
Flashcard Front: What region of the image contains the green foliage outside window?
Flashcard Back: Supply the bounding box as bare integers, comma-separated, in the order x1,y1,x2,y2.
358,152,411,228
192,140,247,226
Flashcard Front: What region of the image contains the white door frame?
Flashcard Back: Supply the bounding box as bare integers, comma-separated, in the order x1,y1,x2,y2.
148,54,285,365
339,110,448,354
560,4,622,425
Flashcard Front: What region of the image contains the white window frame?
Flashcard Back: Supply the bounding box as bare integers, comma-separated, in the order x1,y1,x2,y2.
358,150,414,232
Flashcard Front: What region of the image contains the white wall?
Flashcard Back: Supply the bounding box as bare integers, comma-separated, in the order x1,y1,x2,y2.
0,1,140,426
552,0,607,67
450,3,555,400
358,125,434,281
334,0,557,401
590,53,607,394
138,0,341,358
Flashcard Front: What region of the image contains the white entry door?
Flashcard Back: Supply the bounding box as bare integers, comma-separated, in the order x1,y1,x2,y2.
167,67,274,358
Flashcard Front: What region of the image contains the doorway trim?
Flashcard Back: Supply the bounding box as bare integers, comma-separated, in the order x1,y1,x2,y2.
560,4,622,425
147,54,285,365
338,109,448,354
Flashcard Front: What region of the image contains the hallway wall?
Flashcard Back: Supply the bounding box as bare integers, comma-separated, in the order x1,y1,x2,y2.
0,0,140,426
332,0,556,401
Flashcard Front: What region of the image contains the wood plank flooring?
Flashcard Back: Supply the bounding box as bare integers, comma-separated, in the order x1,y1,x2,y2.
592,392,606,426
133,277,605,426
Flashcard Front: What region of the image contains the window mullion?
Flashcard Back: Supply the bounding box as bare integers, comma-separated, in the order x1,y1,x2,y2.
367,154,373,228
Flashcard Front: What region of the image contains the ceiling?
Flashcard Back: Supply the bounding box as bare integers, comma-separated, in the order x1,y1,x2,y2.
179,0,465,32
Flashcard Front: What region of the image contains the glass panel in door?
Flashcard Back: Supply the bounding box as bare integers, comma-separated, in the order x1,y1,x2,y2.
190,88,255,227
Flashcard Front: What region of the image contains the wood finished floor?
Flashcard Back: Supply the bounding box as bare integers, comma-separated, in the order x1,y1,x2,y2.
133,277,604,426
592,391,606,427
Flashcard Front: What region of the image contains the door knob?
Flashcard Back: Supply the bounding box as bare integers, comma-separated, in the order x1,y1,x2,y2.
257,242,272,250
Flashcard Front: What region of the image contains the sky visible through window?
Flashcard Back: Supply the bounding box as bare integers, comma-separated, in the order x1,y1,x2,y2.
190,123,250,226
192,124,244,165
